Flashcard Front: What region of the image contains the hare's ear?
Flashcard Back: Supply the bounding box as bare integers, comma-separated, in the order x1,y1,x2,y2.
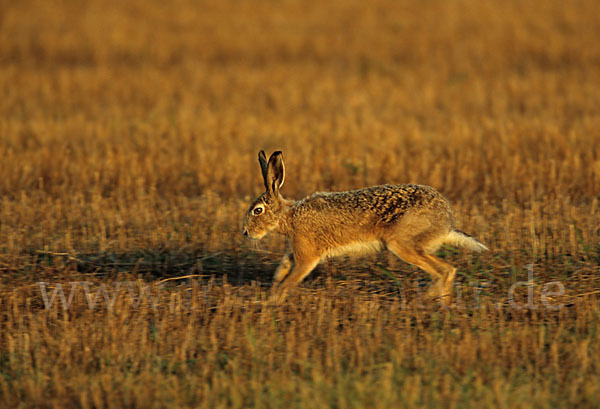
258,150,269,189
266,151,285,194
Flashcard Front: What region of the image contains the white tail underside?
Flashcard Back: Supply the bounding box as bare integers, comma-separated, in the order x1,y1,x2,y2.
444,230,488,252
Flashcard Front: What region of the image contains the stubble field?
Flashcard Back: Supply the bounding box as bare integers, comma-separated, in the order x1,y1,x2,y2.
1,0,600,407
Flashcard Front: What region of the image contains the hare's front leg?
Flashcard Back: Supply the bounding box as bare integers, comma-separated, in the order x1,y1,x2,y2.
273,253,294,284
272,254,320,302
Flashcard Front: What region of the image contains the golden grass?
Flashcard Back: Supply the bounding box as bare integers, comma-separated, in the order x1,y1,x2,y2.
2,282,600,408
1,0,600,407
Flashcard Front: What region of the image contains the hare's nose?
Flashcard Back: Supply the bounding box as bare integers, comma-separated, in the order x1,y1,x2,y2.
242,227,249,237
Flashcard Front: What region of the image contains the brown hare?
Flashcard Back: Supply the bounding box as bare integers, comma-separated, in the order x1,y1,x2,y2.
242,150,487,304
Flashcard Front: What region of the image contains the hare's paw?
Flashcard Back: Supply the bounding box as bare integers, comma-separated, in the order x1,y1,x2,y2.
268,285,289,305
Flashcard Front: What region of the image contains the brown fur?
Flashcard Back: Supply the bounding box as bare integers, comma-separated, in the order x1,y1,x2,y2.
242,151,487,304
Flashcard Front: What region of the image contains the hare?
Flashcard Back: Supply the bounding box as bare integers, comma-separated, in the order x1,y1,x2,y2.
242,150,487,303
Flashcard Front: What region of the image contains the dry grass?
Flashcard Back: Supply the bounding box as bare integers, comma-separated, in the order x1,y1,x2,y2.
2,281,600,409
1,0,599,407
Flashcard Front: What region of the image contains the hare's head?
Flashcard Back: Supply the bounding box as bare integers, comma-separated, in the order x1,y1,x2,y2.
242,150,287,239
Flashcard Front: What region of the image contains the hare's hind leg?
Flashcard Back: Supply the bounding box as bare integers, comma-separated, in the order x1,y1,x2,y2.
423,254,457,301
385,240,456,303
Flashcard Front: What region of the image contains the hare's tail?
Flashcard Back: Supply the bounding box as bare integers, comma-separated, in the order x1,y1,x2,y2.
444,230,488,252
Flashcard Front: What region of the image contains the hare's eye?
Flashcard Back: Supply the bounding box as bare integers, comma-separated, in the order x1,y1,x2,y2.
253,206,264,216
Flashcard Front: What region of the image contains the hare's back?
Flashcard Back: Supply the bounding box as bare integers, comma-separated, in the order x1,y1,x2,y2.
353,184,451,224
296,184,451,225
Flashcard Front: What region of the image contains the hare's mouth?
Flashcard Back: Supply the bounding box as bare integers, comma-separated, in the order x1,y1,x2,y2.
242,227,265,240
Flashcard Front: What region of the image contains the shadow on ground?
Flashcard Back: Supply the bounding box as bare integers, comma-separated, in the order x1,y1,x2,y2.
3,248,284,287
